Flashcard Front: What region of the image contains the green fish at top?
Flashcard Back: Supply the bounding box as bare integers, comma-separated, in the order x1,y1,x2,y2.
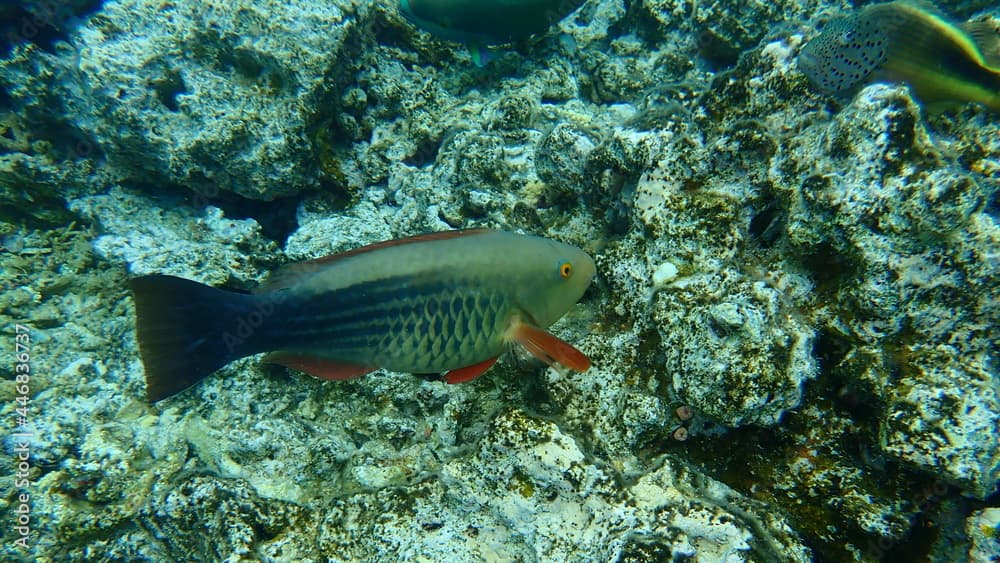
798,0,1000,111
399,0,587,62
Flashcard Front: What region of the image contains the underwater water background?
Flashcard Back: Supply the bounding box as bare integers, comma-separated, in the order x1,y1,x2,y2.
0,0,998,561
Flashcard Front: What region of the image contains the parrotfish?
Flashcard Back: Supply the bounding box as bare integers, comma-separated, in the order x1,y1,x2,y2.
399,0,587,63
798,0,1000,111
131,229,596,402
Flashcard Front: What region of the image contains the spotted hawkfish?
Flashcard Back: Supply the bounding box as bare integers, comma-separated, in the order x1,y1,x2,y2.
131,229,596,402
798,0,1000,111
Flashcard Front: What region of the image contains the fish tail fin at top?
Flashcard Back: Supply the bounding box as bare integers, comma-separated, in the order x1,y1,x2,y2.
470,43,496,67
130,275,266,402
962,19,1000,69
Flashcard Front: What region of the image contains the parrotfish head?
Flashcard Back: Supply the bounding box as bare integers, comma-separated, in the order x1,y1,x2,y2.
512,236,596,329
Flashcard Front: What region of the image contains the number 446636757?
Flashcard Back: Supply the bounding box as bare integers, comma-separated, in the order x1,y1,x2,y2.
14,324,30,412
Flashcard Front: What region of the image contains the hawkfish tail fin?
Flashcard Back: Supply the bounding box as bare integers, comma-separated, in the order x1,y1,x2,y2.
962,19,1000,69
130,274,268,402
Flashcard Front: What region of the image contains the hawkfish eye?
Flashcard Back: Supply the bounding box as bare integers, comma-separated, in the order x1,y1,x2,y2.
559,261,573,279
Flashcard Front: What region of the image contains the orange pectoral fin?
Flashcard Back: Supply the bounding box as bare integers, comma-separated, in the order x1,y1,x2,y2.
263,352,376,381
442,357,499,384
513,323,591,372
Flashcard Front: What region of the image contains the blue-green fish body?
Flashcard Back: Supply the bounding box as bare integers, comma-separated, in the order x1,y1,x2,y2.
798,1,1000,111
399,0,587,46
131,230,596,402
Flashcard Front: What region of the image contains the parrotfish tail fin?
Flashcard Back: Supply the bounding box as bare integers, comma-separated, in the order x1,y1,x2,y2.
130,275,265,402
512,323,591,372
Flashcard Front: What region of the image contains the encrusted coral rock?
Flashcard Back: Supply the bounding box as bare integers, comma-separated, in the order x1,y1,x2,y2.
966,507,1000,562
880,344,999,498
622,140,818,427
69,187,277,285
43,0,364,200
145,475,306,561
770,84,1000,498
3,0,998,560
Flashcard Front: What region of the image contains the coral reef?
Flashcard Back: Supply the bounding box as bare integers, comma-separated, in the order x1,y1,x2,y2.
4,0,368,201
69,186,279,286
966,508,1000,562
768,84,999,498
0,0,997,560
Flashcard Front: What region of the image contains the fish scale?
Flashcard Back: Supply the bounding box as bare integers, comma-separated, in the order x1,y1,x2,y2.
381,287,508,371
272,276,509,373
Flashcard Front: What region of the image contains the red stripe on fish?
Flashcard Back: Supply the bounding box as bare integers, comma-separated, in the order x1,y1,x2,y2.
263,352,376,381
442,356,499,384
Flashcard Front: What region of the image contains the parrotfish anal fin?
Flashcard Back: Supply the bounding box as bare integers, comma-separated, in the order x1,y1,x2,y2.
442,357,499,384
263,352,375,381
257,228,493,293
513,323,591,372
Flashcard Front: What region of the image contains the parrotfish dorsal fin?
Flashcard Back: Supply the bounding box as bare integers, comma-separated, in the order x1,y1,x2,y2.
257,228,493,293
962,19,1000,69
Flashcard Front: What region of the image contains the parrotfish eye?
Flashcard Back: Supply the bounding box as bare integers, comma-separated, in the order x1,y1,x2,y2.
559,261,573,279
